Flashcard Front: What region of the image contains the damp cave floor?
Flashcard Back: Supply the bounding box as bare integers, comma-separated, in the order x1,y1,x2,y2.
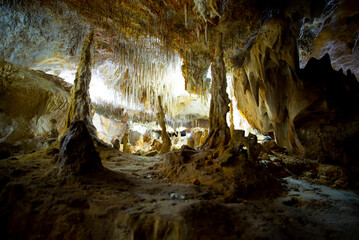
0,148,359,240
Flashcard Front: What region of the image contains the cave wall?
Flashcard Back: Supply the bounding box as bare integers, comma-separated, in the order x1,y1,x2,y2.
0,1,89,72
0,61,71,155
233,16,359,164
233,17,302,153
295,54,359,164
299,0,359,77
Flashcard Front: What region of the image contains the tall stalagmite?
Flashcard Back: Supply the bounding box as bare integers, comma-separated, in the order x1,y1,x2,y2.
202,33,230,149
64,31,97,138
58,31,103,179
157,96,171,154
58,120,103,179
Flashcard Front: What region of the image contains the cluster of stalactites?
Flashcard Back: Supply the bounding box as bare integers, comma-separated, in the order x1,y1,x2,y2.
99,35,183,118
193,0,220,23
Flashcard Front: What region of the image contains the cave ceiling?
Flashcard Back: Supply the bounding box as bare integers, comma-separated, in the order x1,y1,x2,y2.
1,0,358,124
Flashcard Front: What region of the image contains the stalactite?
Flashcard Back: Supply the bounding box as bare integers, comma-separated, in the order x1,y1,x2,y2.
205,22,208,45
96,28,191,121
184,3,188,28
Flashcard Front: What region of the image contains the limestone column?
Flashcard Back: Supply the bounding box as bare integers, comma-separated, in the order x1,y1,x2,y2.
202,33,230,149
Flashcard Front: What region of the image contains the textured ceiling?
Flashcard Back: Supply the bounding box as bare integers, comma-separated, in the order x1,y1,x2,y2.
1,0,358,125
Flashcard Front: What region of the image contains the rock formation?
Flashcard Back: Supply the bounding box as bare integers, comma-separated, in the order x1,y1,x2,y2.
234,17,359,164
157,96,171,154
0,61,70,155
58,120,103,179
92,113,126,146
181,49,211,95
296,54,359,164
122,132,131,153
299,0,359,77
161,130,280,201
2,0,358,166
1,1,359,239
191,129,203,148
57,31,105,178
64,31,97,139
201,33,230,149
233,17,300,153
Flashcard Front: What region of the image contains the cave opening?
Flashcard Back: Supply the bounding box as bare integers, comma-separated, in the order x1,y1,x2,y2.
1,0,359,239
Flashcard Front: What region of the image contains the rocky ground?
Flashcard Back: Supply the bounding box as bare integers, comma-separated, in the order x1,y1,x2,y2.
0,146,358,240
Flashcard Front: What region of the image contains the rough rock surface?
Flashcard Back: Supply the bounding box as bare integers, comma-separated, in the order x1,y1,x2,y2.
300,0,359,78
58,120,103,179
0,61,70,154
233,17,299,140
191,129,203,148
129,130,141,146
234,17,359,164
161,131,280,201
181,48,211,95
0,1,89,70
92,113,126,145
151,139,163,152
1,138,359,239
295,54,359,164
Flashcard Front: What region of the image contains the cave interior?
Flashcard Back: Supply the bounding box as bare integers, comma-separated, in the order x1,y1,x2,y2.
1,0,359,239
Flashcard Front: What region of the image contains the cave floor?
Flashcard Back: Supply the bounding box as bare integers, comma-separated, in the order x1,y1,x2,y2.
0,148,359,240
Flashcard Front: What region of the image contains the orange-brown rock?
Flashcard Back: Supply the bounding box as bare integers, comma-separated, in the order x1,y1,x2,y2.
151,139,163,152
191,130,203,148
161,135,280,201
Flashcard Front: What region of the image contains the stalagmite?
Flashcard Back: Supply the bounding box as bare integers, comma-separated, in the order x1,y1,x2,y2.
202,33,230,149
58,121,103,179
58,31,103,179
122,133,130,153
157,95,171,154
64,31,98,139
121,112,131,153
